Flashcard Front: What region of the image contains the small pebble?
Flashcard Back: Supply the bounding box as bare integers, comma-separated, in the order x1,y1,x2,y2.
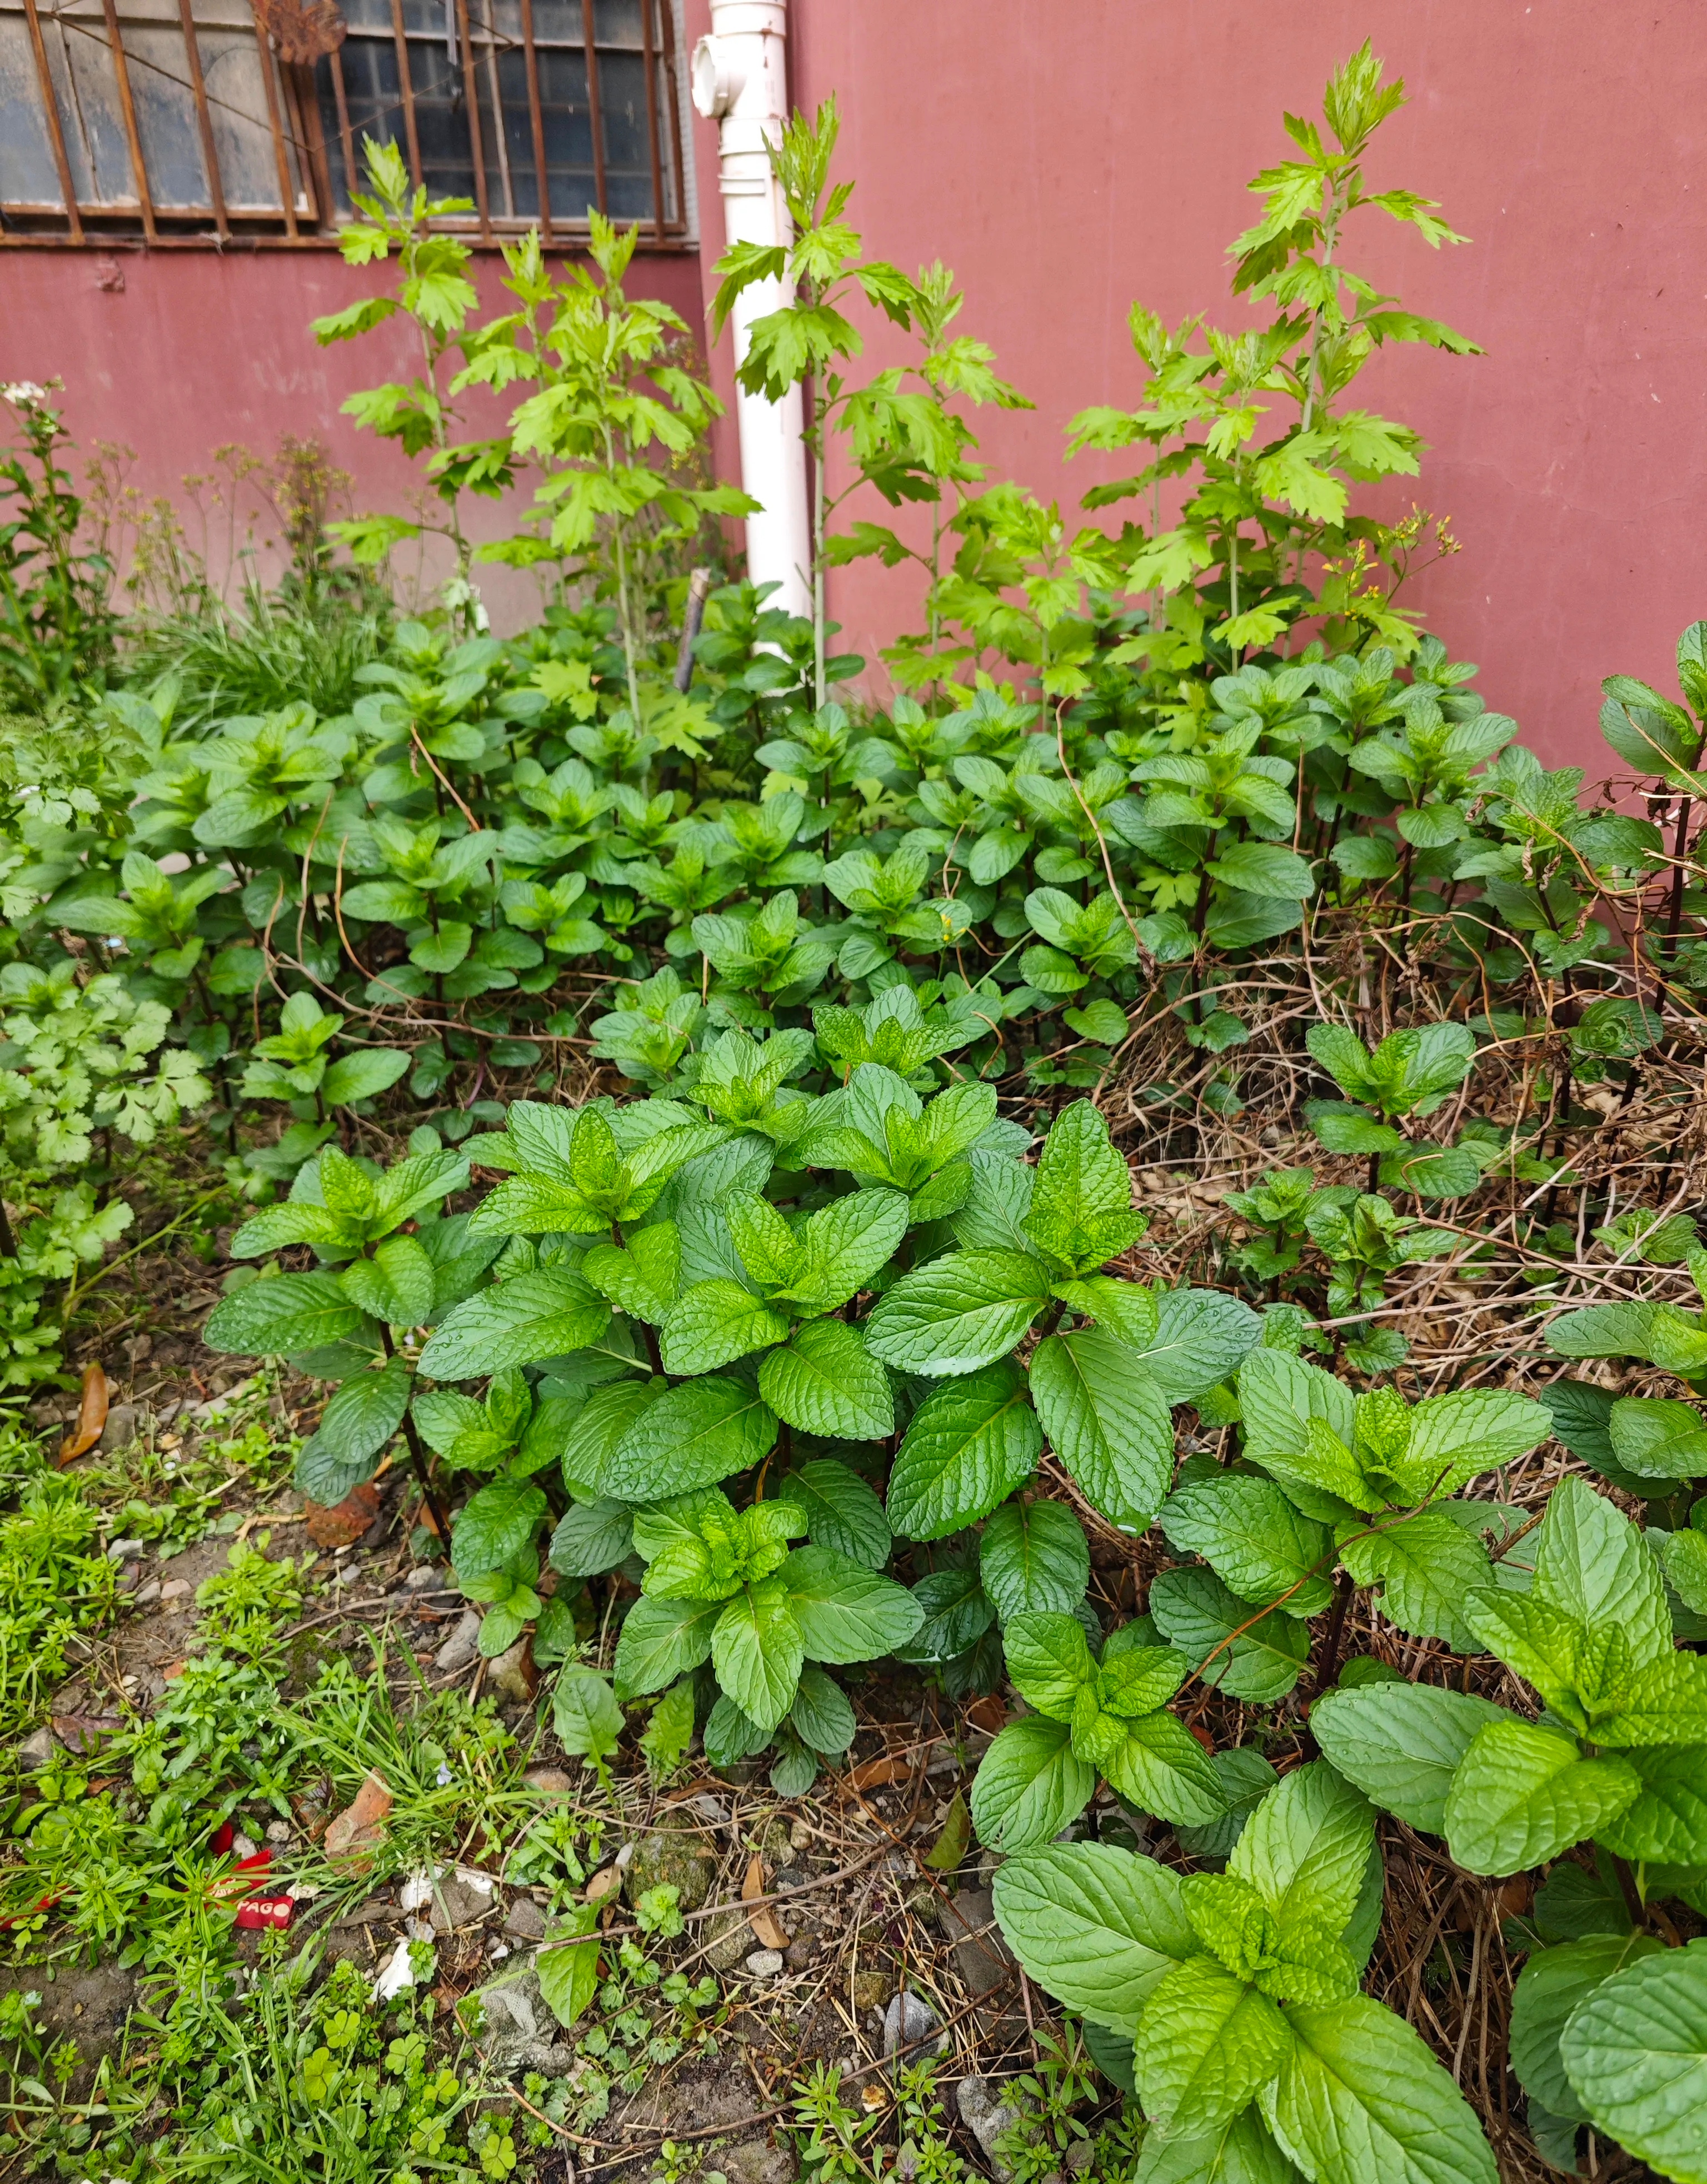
104,1538,144,1563
132,1580,161,1607
159,1579,191,1603
745,1949,783,1978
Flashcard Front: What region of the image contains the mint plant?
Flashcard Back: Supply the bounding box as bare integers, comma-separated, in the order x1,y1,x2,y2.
992,1762,1496,2182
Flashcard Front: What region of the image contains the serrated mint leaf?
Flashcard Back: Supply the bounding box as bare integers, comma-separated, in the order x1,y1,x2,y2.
1132,1289,1264,1403
895,1564,995,1664
548,1498,635,1579
551,1664,623,1762
1106,1711,1230,1827
980,1500,1090,1623
1032,1328,1175,1529
1162,1477,1333,1615
789,1663,856,1756
1337,1508,1491,1652
1558,1936,1707,2180
452,1477,547,1580
1134,1956,1291,2138
612,1593,721,1701
970,1717,1095,1852
340,1235,437,1327
991,1843,1197,2032
952,1151,1036,1255
1593,1651,1707,1748
1511,1933,1667,2123
1228,1762,1373,1946
660,1278,790,1375
1444,1721,1640,1875
1024,1100,1145,1270
886,1360,1042,1540
602,1375,777,1500
776,1186,911,1310
1610,1395,1707,1480
1002,1610,1096,1719
711,1576,805,1731
758,1317,894,1439
865,1250,1052,1375
1404,1387,1552,1493
1545,1300,1659,1360
781,1458,890,1569
1311,1683,1511,1833
1129,2108,1299,2184
205,1271,368,1358
1262,1994,1497,2184
702,1692,770,1766
1149,1565,1308,1703
558,1379,660,1497
582,1221,681,1323
418,1270,611,1380
1176,1748,1281,1867
294,1354,411,1504
1595,1743,1707,1866
1534,1475,1673,1669
783,1544,923,1662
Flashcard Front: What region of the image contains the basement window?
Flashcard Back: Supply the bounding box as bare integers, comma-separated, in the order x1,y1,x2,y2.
0,0,691,243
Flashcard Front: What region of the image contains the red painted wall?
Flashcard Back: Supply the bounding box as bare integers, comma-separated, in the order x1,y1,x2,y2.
686,0,1707,771
6,2,1705,772
0,245,703,629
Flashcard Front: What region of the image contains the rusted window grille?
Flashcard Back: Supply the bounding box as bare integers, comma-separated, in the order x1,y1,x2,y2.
0,0,690,243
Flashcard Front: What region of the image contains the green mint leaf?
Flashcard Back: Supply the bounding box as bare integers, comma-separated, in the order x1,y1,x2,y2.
1336,1509,1492,1652
204,1271,368,1358
758,1317,894,1439
1533,1475,1673,1668
990,1843,1199,2033
865,1249,1052,1375
1031,1328,1175,1530
780,1458,891,1569
1310,1683,1511,1833
1511,1933,1666,2124
885,1360,1042,1540
1444,1720,1640,1875
980,1500,1090,1623
602,1375,777,1500
783,1544,923,1662
1262,1994,1497,2184
660,1278,791,1375
970,1717,1096,1853
612,1595,721,1699
1149,1565,1308,1703
417,1269,611,1379
1134,1956,1291,2139
1558,1936,1707,2177
711,1575,805,1732
1162,1476,1334,1615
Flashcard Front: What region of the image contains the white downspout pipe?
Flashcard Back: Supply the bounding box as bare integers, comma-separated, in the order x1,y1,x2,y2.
690,0,812,621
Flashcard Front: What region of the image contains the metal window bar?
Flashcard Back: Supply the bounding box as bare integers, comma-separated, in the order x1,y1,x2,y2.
1,0,687,241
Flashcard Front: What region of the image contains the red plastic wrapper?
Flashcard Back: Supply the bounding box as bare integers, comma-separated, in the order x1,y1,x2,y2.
236,1893,296,1931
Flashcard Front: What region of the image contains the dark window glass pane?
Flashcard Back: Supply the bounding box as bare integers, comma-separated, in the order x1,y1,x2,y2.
596,44,648,218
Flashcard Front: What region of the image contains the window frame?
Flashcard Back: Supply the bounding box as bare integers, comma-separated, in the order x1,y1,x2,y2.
0,0,693,248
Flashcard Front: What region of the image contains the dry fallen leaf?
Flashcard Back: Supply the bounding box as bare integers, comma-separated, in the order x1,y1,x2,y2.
966,1694,1007,1735
848,1754,910,1791
583,1866,622,1904
743,1854,788,1950
58,1364,108,1465
305,1481,382,1548
323,1770,393,1868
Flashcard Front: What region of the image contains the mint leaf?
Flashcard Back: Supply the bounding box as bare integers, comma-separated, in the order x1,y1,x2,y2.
1150,1565,1309,1703
602,1375,777,1500
418,1269,611,1379
1105,1711,1230,1828
885,1360,1042,1539
1228,1762,1372,1945
1132,1289,1264,1403
453,1476,547,1578
1002,1610,1096,1719
971,1716,1097,1853
559,1380,662,1498
1444,1721,1640,1875
991,1843,1199,2031
1336,1509,1491,1652
1595,1744,1707,1866
612,1596,722,1697
1559,1936,1707,2181
783,1544,924,1662
204,1271,368,1358
295,1353,411,1503
1127,2108,1299,2183
781,1457,890,1569
661,1278,791,1375
1031,1328,1175,1529
548,1498,635,1579
1511,1933,1666,2123
1262,1994,1498,2184
1533,1475,1672,1668
980,1500,1090,1622
1133,1956,1291,2138
1162,1477,1334,1615
758,1317,894,1439
789,1663,856,1756
711,1576,805,1731
1310,1684,1511,1833
865,1250,1052,1375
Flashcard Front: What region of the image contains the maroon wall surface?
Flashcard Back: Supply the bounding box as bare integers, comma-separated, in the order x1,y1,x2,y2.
4,1,1705,774
686,0,1707,771
0,245,704,628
